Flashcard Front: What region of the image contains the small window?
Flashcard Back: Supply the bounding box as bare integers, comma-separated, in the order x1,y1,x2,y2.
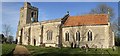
88,30,92,41
65,32,69,41
76,31,80,41
31,17,34,22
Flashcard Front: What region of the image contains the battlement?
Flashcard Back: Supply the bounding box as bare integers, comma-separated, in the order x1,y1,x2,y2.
24,2,31,6
30,6,38,10
25,2,31,5
22,3,38,11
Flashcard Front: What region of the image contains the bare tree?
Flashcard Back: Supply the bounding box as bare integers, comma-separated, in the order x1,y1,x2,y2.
89,4,114,20
111,21,118,34
111,20,120,46
68,25,88,48
80,25,88,42
2,24,13,43
8,35,14,43
90,4,118,47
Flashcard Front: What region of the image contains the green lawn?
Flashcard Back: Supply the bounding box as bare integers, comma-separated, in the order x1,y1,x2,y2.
25,45,119,56
1,44,119,56
2,44,16,56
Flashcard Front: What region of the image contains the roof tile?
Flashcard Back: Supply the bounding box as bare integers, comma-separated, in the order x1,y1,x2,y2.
64,14,108,26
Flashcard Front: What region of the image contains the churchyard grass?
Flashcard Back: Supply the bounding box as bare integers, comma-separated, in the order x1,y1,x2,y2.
1,44,119,56
2,44,16,56
25,45,119,56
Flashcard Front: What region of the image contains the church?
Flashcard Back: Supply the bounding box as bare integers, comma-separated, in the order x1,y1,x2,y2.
16,2,115,48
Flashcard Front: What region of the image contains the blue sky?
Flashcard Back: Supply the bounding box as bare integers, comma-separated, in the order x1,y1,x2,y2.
1,2,118,40
1,0,120,2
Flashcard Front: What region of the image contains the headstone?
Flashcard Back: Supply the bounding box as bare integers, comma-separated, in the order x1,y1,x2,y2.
71,42,73,48
74,43,76,48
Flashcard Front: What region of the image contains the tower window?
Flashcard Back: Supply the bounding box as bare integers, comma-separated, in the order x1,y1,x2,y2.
88,30,92,41
34,12,36,16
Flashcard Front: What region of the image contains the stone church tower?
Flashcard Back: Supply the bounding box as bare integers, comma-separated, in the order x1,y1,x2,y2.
16,2,38,44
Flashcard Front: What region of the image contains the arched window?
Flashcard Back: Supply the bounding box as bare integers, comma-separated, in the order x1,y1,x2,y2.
76,31,80,41
88,30,92,41
47,30,52,40
65,32,69,41
47,30,49,40
50,31,52,40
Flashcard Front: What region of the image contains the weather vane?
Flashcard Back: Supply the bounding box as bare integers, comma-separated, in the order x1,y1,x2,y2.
67,11,69,14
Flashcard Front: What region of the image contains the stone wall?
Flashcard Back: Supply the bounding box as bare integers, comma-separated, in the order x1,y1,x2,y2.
42,21,61,47
21,22,41,46
19,22,114,48
62,25,113,48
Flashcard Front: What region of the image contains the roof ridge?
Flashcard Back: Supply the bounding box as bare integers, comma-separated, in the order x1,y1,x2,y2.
69,14,108,17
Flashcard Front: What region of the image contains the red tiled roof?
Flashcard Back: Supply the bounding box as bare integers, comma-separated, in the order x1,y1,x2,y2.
64,14,108,26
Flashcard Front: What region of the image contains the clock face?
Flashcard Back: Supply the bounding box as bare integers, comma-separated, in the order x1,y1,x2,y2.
21,13,23,17
31,18,34,22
